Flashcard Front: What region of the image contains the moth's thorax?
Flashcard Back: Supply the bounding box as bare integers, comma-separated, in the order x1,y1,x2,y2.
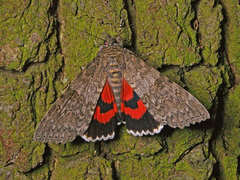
107,57,123,113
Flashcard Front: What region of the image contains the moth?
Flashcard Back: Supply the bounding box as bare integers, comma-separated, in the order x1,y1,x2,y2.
34,43,210,143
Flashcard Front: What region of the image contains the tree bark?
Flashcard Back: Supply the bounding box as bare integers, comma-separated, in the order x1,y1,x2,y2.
0,0,239,179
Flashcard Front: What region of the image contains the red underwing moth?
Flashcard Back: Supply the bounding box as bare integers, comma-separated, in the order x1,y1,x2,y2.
34,44,210,143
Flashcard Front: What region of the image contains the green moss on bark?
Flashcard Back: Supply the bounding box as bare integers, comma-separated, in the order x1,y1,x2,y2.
184,66,222,109
51,154,112,180
134,0,201,67
29,164,50,180
210,0,240,179
197,0,223,66
213,85,240,179
0,166,29,179
0,0,54,71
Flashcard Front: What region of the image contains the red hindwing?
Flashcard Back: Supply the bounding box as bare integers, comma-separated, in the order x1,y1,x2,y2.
121,79,147,119
93,80,118,124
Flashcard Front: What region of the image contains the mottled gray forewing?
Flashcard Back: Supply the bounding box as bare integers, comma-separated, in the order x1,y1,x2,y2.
123,48,210,128
34,55,107,143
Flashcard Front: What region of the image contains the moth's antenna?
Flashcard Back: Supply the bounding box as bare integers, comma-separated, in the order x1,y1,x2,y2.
81,30,105,42
81,30,121,48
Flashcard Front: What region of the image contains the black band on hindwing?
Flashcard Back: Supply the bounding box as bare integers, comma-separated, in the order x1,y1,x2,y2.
98,98,114,113
124,91,140,109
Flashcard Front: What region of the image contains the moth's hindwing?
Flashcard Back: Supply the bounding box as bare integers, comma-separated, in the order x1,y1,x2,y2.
81,80,118,142
121,78,164,136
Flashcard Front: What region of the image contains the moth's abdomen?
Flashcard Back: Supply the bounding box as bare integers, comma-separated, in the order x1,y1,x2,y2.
108,62,122,113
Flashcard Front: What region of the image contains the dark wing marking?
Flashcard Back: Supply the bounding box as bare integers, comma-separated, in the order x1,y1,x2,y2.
34,53,108,143
81,80,118,142
121,78,163,136
122,47,210,128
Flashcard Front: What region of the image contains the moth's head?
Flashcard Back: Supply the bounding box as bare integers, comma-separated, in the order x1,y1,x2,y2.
102,35,123,48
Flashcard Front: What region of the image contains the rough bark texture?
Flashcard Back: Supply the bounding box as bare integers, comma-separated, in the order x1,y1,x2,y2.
0,0,239,179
